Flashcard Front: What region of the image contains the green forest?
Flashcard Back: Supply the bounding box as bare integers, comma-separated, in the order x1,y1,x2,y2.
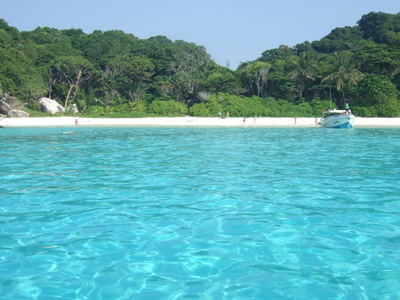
1,11,400,118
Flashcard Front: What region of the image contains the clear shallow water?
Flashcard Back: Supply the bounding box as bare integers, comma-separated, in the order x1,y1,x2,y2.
1,126,400,300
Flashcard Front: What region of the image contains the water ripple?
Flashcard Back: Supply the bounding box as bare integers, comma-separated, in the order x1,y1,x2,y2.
1,127,400,299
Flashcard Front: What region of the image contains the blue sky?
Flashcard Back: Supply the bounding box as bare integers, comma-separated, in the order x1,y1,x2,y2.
1,0,399,69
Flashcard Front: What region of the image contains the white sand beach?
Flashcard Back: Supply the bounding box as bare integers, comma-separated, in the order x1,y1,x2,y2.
1,116,400,128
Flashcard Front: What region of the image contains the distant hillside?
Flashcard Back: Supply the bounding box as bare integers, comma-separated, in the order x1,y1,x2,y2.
0,11,399,117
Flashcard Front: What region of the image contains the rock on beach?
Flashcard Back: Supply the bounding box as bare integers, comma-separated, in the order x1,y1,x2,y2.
0,99,12,115
38,98,65,114
7,110,30,118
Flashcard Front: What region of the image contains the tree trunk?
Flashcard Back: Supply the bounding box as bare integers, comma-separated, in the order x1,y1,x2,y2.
299,84,305,100
47,77,56,99
64,84,75,109
71,70,82,104
48,82,52,99
342,89,346,106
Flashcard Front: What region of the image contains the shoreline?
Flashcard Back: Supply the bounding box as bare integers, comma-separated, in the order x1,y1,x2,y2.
1,116,400,128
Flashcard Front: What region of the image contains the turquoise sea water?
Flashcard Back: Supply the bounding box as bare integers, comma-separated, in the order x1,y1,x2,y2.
1,127,400,300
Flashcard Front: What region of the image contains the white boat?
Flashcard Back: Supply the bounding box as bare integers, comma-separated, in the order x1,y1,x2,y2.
320,110,355,128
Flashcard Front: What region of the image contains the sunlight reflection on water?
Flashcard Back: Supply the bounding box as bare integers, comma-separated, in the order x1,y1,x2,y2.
1,127,400,299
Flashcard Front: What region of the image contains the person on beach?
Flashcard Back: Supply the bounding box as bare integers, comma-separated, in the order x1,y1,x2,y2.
218,111,221,119
294,116,297,125
254,116,256,126
243,117,246,125
227,111,229,118
75,119,78,126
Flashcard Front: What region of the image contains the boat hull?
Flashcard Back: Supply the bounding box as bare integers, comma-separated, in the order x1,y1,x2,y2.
320,114,355,128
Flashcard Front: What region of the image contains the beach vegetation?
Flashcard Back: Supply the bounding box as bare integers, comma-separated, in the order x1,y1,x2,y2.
147,100,188,115
1,11,400,117
321,51,363,105
188,93,329,117
287,52,317,100
351,73,400,117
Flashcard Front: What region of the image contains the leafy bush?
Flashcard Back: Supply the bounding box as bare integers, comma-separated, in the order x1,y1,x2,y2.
147,100,188,115
129,101,147,112
353,74,398,107
188,93,331,117
294,102,314,117
374,103,400,117
87,105,105,115
76,100,87,112
309,100,335,116
27,100,41,111
352,102,400,117
24,108,48,117
189,103,210,116
353,106,373,117
111,104,129,113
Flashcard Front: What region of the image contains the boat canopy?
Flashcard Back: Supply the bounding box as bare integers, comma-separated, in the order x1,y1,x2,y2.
322,110,351,118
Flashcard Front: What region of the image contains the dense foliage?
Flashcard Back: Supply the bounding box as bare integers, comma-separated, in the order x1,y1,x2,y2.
1,11,400,117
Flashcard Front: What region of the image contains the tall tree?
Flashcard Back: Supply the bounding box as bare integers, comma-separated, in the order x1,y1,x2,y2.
103,54,155,102
168,41,212,101
55,56,94,108
0,26,26,93
311,26,364,53
201,66,241,95
256,62,271,98
322,51,363,105
287,52,316,101
20,73,47,101
239,61,271,97
358,11,399,44
353,40,400,78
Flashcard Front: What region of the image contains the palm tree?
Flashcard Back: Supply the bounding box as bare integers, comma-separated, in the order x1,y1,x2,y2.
287,52,316,101
322,51,363,105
